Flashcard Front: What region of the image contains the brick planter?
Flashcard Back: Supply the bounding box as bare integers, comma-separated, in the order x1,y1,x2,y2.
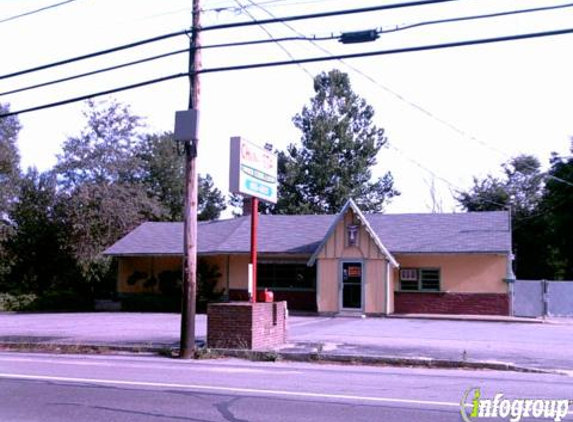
207,301,288,350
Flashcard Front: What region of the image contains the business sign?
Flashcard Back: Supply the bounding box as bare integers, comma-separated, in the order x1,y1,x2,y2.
229,136,278,204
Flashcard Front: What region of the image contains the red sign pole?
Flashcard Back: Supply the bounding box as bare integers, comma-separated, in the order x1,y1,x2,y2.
250,197,258,303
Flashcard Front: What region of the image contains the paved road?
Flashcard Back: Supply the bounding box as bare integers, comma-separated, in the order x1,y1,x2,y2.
1,353,572,422
1,313,572,371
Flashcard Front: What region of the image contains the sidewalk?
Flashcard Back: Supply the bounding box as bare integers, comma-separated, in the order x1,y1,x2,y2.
386,313,572,324
0,312,571,373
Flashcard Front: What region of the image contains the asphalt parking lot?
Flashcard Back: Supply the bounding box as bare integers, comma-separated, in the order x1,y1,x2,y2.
0,312,572,371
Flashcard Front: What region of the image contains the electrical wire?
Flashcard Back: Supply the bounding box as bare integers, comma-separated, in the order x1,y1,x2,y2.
200,0,460,32
199,33,336,49
235,5,573,191
203,0,336,14
0,73,188,118
382,2,573,34
197,27,573,74
0,1,454,81
204,0,290,13
388,145,509,209
244,1,535,207
3,26,573,120
4,1,567,84
0,0,81,24
0,29,190,81
0,49,188,97
204,2,573,49
237,0,314,79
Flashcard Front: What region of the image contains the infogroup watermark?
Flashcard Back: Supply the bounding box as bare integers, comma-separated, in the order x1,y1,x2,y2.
461,387,571,422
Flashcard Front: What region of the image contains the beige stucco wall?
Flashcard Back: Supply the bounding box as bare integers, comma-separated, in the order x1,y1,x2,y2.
317,259,339,313
117,255,229,294
117,256,183,294
227,255,250,290
207,255,230,293
364,259,387,314
393,254,508,293
316,209,393,313
317,209,386,261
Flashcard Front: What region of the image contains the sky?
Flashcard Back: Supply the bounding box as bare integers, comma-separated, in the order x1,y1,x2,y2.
1,0,572,215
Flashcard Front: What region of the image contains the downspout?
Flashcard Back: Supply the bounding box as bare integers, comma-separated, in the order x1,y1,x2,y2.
385,260,391,316
504,207,516,316
225,255,230,302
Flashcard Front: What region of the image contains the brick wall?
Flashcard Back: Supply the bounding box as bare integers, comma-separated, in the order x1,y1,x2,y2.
394,292,509,316
207,301,288,350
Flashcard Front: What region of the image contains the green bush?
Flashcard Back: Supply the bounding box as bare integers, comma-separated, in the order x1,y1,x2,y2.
30,289,93,311
120,294,180,313
0,293,38,311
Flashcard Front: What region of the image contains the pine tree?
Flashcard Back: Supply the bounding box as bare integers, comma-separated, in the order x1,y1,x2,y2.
275,69,398,214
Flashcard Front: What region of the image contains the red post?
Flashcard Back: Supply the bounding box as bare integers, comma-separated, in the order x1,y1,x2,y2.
250,197,258,303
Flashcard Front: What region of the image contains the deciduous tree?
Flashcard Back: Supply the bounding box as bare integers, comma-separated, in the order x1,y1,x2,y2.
6,168,76,294
198,173,226,221
55,99,164,295
542,142,573,279
139,132,226,221
0,103,21,282
457,154,549,279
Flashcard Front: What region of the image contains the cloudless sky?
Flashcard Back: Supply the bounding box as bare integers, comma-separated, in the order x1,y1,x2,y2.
1,0,572,214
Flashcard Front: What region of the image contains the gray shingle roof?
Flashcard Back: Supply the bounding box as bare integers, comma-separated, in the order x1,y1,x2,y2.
367,212,510,253
103,210,510,257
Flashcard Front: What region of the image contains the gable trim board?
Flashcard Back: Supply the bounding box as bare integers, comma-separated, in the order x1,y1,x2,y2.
104,201,512,316
307,199,398,268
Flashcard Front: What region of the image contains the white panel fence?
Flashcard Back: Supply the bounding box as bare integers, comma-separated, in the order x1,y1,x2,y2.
513,280,573,317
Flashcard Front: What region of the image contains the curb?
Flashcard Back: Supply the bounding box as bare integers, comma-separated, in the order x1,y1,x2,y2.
0,342,559,375
0,342,169,355
217,349,555,374
386,314,546,324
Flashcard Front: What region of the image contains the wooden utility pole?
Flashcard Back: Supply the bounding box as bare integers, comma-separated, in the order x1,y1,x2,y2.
180,0,201,359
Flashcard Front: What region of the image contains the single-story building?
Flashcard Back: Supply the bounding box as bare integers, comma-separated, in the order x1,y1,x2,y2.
104,199,514,315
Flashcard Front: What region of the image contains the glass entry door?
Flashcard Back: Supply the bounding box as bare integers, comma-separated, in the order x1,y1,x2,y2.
341,262,362,309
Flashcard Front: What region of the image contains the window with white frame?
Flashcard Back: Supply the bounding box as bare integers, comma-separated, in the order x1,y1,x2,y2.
399,268,440,291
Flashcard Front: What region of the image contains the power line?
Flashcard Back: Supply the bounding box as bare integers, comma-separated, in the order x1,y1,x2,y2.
0,73,188,118
3,0,567,86
246,6,573,191
238,0,314,79
197,27,573,74
388,145,509,209
0,0,80,24
204,2,573,49
200,33,336,50
3,26,573,125
383,2,573,34
206,5,573,192
200,0,461,32
204,0,291,12
203,0,336,13
0,1,452,81
244,2,509,206
0,49,188,97
0,29,190,81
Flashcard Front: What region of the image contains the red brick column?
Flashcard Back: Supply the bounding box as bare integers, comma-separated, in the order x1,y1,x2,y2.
207,302,288,350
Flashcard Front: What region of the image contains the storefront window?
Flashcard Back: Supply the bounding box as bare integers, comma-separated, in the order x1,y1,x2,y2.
258,263,316,290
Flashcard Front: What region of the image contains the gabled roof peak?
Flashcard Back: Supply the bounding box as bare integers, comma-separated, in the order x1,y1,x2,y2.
306,199,399,267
